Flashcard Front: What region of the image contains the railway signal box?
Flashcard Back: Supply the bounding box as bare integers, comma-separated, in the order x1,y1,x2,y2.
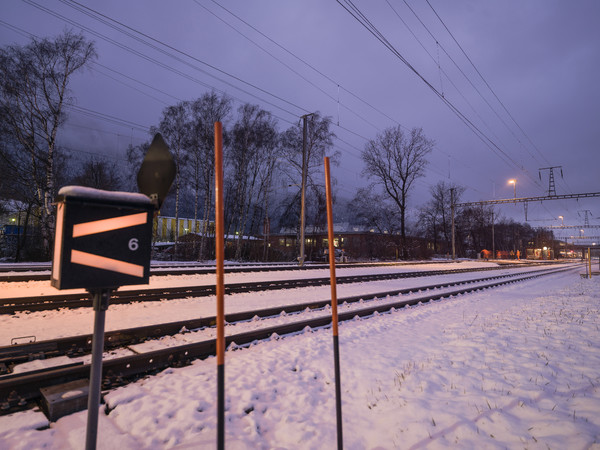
51,186,154,290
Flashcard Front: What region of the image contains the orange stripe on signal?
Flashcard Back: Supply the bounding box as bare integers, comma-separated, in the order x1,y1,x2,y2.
72,212,148,238
52,203,65,279
71,249,144,277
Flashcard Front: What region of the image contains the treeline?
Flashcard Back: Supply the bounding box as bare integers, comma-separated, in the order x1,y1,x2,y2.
126,95,337,261
415,180,554,258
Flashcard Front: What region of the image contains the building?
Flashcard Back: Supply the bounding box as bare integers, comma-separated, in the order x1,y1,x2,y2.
267,223,432,261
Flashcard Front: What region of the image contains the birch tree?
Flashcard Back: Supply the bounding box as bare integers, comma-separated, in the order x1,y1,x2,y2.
280,112,337,254
151,102,189,252
0,31,96,256
227,103,278,260
187,92,231,259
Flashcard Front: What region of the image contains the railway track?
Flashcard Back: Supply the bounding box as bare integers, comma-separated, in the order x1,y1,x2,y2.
0,262,328,282
0,260,533,283
0,264,538,314
0,264,576,415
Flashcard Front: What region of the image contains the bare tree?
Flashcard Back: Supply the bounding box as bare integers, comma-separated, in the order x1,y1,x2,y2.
418,181,464,255
187,92,231,260
351,186,404,257
151,102,189,254
0,30,96,256
280,112,337,255
227,103,279,260
70,158,123,191
362,126,434,258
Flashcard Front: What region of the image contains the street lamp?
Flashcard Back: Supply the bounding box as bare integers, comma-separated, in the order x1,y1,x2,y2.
558,215,564,227
508,179,516,201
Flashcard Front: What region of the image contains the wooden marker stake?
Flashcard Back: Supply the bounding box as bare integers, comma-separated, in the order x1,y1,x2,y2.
324,156,343,449
215,122,225,450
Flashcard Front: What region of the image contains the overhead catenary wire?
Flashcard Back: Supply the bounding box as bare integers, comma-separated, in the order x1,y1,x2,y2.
22,0,302,122
384,0,521,169
58,0,308,115
399,0,545,171
6,2,472,194
335,0,544,192
207,0,407,130
424,0,551,167
1,15,465,208
193,0,384,135
5,2,574,222
206,1,537,202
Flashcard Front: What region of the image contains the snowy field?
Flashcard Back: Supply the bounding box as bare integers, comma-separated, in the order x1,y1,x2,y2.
1,262,600,448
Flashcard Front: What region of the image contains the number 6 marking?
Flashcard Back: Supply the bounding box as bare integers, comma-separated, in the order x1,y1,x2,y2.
129,238,139,251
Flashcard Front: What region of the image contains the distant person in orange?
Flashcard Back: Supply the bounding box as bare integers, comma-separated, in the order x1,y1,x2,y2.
516,250,520,260
481,249,491,260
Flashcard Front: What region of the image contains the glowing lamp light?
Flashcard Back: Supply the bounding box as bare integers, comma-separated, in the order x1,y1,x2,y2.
508,179,516,200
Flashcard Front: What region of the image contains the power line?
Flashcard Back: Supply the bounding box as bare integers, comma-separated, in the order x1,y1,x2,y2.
335,0,542,188
207,0,406,130
193,0,384,134
384,0,518,166
424,0,550,166
60,0,308,115
22,0,301,121
399,0,543,169
92,61,182,104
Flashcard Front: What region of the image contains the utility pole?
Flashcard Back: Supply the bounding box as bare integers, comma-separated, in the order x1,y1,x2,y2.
299,113,314,266
450,188,455,260
491,209,495,259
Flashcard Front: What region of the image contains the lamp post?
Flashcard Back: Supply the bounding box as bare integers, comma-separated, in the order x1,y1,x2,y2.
558,215,564,227
508,179,516,203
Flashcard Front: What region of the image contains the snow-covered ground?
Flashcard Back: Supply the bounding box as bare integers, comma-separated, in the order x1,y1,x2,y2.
1,261,599,448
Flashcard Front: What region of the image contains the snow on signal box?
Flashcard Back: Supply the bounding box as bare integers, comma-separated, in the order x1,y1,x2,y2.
51,186,154,290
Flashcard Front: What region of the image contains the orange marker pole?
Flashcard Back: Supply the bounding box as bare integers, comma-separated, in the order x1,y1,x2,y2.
324,156,343,449
214,122,225,450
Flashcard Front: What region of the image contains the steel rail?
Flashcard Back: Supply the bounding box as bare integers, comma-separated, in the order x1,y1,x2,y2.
0,265,576,414
0,264,537,315
0,263,332,282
